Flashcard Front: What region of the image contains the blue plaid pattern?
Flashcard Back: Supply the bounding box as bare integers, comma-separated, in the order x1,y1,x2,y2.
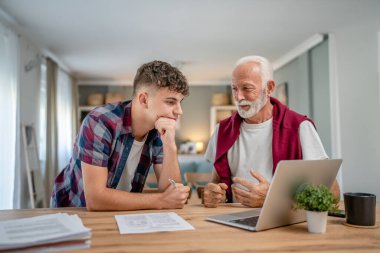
51,100,163,207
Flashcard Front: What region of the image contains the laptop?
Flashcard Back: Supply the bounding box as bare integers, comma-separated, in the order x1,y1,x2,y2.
206,159,342,232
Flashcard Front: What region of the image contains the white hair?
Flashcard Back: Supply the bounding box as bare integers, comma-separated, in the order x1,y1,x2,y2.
235,55,273,88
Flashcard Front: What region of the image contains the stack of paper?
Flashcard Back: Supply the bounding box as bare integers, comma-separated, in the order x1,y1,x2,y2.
0,213,91,252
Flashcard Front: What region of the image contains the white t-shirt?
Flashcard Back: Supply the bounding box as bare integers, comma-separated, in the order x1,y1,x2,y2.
204,119,328,186
116,135,148,191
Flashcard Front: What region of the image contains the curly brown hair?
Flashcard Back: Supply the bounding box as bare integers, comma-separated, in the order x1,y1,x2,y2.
133,60,189,96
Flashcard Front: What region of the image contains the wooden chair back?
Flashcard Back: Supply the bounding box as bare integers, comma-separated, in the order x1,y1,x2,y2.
184,172,212,198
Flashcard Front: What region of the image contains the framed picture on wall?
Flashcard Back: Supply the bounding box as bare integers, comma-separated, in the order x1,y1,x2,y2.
273,82,288,106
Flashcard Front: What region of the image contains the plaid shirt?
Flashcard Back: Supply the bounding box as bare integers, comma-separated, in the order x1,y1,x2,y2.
51,100,163,207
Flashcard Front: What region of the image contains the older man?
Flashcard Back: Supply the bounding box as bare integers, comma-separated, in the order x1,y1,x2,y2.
204,55,339,208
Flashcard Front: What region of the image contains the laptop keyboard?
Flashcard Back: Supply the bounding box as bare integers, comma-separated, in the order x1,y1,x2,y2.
230,216,259,227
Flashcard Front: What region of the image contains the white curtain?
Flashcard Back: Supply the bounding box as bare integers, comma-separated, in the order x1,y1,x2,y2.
56,69,74,170
38,59,47,179
0,22,19,209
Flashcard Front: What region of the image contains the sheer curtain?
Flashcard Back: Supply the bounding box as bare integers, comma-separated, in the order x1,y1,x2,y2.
56,69,74,170
0,21,19,209
39,59,47,180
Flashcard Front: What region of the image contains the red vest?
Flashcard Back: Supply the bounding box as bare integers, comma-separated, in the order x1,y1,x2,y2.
214,97,315,202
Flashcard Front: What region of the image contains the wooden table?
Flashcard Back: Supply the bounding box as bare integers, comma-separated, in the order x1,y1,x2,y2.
1,203,379,253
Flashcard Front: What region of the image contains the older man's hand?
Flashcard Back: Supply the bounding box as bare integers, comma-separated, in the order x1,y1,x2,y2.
231,170,270,208
203,182,228,208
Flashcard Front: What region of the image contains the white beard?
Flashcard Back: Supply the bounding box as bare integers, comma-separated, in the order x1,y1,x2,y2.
235,94,267,119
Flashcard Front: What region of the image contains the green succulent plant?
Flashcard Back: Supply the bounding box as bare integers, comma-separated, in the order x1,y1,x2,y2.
294,184,339,212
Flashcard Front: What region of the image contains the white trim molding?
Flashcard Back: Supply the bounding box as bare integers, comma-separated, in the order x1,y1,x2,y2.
328,33,343,197
272,33,325,71
378,31,380,113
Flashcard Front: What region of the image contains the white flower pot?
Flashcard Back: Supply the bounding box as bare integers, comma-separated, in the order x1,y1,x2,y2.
306,210,328,233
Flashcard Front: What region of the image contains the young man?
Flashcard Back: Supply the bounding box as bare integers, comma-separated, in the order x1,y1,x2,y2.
203,55,340,208
51,60,190,211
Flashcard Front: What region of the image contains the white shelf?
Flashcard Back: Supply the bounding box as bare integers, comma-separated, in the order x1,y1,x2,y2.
210,105,236,136
76,81,131,123
77,80,133,86
79,105,97,111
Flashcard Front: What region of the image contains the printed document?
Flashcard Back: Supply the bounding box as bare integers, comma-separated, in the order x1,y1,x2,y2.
115,212,194,234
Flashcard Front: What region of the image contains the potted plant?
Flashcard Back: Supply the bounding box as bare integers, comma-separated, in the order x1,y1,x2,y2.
294,184,339,233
